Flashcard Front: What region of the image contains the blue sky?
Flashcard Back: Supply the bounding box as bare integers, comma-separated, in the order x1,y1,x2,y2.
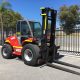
0,0,80,27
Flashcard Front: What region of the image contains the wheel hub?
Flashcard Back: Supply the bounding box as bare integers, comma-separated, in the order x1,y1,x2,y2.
24,49,33,61
3,48,8,56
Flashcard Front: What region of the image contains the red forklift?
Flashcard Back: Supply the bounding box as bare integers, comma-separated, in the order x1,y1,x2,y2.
1,7,80,75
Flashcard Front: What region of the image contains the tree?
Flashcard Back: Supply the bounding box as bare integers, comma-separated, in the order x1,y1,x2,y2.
0,1,23,32
0,1,23,44
3,10,23,33
0,1,12,45
59,5,80,34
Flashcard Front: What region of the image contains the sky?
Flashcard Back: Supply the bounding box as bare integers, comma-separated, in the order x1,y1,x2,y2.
0,0,80,27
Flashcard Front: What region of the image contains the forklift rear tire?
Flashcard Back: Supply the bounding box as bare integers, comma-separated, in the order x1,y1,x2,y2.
22,44,40,66
1,44,15,59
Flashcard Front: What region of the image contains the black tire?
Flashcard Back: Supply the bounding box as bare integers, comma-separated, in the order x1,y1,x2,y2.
22,44,40,66
1,44,15,59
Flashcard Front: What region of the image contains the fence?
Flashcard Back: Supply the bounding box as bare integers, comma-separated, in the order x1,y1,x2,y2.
55,28,80,55
0,29,15,45
0,26,80,55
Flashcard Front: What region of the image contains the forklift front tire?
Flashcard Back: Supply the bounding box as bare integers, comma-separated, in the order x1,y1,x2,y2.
22,44,40,66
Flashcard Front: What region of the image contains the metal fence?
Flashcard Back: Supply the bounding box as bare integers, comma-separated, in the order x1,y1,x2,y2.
0,29,15,45
0,26,80,56
0,30,8,45
55,28,80,55
0,30,2,45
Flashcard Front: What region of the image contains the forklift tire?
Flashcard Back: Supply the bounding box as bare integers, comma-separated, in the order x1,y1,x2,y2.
22,44,40,66
1,44,15,59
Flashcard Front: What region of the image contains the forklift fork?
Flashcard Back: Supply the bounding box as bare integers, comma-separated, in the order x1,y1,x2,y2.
46,62,80,75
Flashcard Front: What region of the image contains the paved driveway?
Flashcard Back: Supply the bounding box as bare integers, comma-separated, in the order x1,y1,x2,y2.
0,48,80,80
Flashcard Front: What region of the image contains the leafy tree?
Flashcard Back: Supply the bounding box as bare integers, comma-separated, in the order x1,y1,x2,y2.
59,5,80,34
3,10,23,33
0,1,23,44
0,1,12,44
0,1,23,34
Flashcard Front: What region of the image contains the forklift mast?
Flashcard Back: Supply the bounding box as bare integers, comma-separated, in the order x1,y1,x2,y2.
40,7,57,47
40,7,57,61
40,8,80,76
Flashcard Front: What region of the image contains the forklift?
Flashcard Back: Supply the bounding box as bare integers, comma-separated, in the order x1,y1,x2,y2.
1,7,80,75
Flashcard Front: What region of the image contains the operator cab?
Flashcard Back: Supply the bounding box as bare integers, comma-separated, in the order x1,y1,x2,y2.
29,21,42,38
16,20,42,43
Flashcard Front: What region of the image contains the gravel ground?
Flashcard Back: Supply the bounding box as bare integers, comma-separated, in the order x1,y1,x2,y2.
0,48,80,80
